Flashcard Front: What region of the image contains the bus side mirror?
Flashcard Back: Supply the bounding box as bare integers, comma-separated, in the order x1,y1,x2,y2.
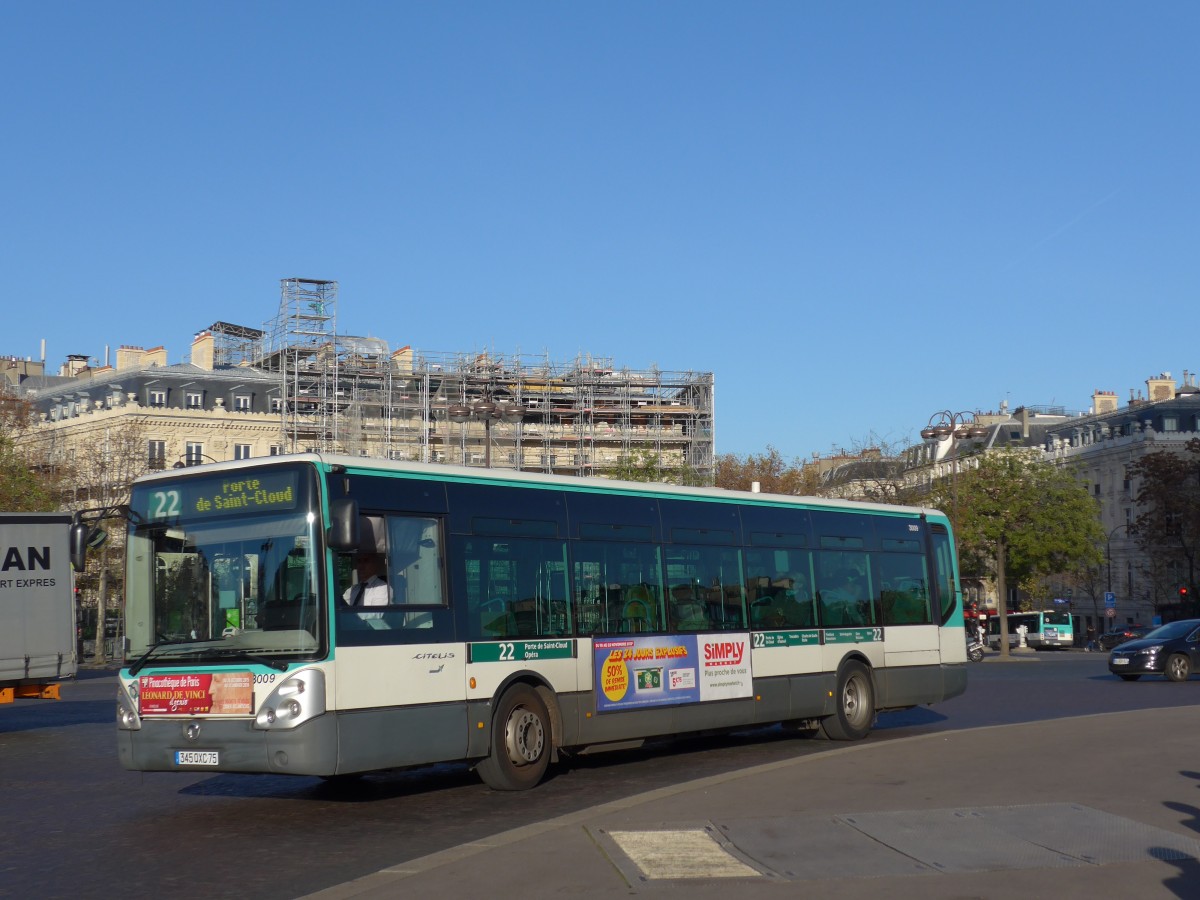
327,498,360,552
69,523,91,572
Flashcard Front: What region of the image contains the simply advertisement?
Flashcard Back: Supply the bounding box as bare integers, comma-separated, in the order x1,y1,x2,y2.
593,633,752,712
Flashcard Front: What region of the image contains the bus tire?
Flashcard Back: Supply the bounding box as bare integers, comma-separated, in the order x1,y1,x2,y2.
1166,654,1191,682
476,684,551,791
820,661,874,741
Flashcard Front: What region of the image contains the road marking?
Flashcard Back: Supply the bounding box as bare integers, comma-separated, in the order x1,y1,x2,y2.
607,828,762,879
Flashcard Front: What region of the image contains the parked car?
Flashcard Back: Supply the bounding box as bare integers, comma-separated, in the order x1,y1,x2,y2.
1108,619,1200,682
1097,625,1151,651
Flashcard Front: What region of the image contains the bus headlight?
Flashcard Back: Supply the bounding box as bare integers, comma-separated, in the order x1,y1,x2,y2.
117,681,142,731
254,669,326,731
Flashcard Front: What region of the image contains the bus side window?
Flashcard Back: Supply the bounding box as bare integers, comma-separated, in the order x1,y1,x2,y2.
572,541,663,635
460,536,571,641
815,550,873,627
876,553,931,626
745,548,815,630
665,546,746,632
930,529,958,624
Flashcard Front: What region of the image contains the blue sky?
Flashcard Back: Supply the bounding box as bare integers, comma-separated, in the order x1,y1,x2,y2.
3,2,1197,458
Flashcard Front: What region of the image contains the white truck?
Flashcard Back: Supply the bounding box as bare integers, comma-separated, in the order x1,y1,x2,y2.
0,513,76,704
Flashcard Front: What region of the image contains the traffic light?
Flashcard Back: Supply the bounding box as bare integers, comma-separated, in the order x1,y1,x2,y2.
1180,586,1190,603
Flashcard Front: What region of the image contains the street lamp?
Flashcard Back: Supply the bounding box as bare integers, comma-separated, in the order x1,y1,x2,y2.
921,410,987,526
173,452,220,468
920,410,988,443
447,394,523,468
1105,523,1130,596
1104,522,1131,633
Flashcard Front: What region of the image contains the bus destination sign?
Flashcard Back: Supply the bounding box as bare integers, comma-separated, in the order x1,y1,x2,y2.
192,473,298,517
470,639,576,663
140,471,299,521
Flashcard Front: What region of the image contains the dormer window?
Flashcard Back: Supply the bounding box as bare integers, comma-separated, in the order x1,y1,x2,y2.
234,394,251,411
148,389,166,407
186,392,203,409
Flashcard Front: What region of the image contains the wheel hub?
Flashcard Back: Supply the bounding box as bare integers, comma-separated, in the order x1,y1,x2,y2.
505,708,545,765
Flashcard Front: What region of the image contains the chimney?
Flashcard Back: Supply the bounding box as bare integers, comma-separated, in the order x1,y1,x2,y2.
144,345,167,367
390,345,414,374
191,331,215,371
1092,390,1119,414
116,345,146,371
61,354,91,378
1146,372,1175,402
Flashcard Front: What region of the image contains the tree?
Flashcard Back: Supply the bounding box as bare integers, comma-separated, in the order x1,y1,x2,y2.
605,448,707,486
59,420,153,663
1062,557,1108,636
713,446,815,494
1128,438,1200,615
0,395,61,510
931,450,1105,658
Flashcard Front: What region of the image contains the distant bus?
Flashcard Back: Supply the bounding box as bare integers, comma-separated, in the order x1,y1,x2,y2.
988,610,1074,650
75,454,968,791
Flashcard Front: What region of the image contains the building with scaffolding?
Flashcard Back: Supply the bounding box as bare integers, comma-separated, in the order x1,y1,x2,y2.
255,278,714,475
8,277,716,481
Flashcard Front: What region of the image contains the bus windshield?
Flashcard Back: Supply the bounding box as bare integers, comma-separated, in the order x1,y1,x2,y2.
124,465,325,663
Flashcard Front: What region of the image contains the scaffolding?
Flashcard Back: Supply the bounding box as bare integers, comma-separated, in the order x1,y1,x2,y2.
208,321,265,368
259,278,342,453
254,278,715,476
349,348,713,477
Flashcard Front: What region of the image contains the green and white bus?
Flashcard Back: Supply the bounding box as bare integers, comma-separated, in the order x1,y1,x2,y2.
987,610,1075,650
78,454,967,791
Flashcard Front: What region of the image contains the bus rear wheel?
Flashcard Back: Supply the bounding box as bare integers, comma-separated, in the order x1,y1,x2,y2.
820,661,875,741
477,684,551,791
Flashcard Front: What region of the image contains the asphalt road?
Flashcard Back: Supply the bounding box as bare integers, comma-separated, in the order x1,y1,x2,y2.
2,651,1196,900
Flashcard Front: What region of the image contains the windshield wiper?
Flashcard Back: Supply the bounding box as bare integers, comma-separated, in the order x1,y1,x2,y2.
129,641,291,675
128,638,195,676
204,647,290,672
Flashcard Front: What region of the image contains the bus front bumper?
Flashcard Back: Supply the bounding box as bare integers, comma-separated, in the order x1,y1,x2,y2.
118,713,339,776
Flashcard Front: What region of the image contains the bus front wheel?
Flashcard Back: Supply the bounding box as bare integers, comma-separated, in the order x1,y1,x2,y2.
821,661,875,741
477,684,551,791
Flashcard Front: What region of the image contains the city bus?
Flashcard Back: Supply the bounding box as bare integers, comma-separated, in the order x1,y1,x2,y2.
987,610,1075,650
73,454,967,791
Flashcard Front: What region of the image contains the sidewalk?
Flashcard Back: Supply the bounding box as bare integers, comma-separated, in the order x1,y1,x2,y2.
305,705,1200,900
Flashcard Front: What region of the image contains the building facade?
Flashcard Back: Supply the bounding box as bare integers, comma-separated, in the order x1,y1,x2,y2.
6,279,716,483
1042,374,1200,634
818,373,1200,637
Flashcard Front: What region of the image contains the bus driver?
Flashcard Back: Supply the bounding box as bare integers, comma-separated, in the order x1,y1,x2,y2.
344,551,390,607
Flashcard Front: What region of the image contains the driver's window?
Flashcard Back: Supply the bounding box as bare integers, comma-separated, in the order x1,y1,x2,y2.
386,515,445,608
337,514,448,639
